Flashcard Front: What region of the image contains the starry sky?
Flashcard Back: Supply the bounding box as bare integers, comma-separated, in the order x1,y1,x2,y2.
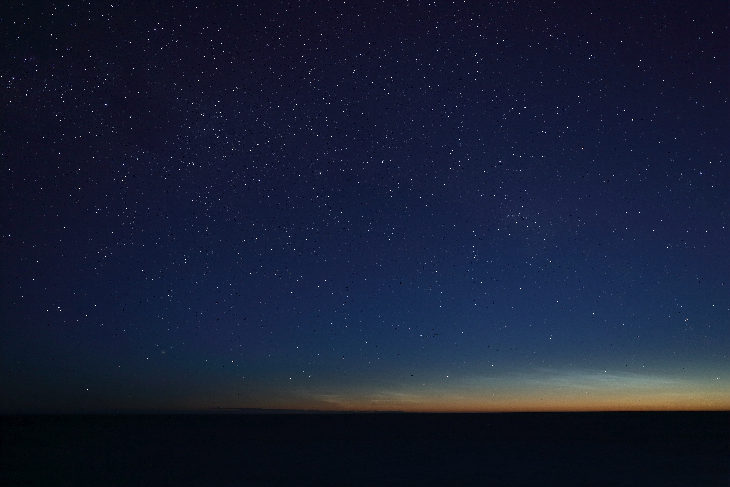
1,1,728,413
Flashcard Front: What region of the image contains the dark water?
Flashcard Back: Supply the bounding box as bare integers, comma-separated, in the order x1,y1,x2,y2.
1,412,728,486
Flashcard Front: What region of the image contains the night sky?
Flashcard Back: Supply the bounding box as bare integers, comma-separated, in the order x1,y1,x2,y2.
2,1,728,413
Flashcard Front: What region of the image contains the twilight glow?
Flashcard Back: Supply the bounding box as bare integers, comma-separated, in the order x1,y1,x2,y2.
1,1,728,413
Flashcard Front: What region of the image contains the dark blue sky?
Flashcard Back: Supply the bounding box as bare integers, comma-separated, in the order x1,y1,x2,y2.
1,1,728,412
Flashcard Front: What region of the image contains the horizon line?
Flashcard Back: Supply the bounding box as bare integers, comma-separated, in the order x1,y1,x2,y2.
2,407,729,415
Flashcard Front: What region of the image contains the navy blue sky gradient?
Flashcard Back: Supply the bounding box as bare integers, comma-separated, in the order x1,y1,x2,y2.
1,1,728,411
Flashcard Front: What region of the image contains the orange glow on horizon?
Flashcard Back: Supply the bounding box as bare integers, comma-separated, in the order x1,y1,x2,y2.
189,389,730,414
172,368,730,414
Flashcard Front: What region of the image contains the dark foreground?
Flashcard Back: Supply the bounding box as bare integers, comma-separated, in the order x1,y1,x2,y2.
1,412,728,486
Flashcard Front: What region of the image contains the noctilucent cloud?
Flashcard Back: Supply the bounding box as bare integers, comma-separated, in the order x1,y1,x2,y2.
1,1,728,412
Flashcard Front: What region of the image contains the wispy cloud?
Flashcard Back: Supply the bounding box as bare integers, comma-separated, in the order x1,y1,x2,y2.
523,368,683,391
291,367,729,412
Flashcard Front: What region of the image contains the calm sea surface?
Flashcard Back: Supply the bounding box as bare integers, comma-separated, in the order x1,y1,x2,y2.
1,412,728,486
